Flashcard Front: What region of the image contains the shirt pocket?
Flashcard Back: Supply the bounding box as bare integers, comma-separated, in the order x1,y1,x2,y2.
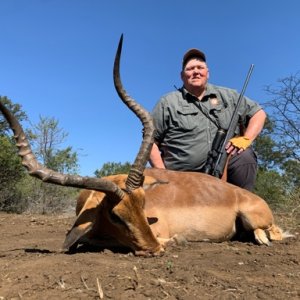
213,107,240,134
176,107,199,131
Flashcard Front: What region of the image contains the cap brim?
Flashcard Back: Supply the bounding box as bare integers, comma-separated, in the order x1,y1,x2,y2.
182,48,206,68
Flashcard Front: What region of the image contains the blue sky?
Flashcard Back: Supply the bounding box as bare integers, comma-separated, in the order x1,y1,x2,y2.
0,0,299,176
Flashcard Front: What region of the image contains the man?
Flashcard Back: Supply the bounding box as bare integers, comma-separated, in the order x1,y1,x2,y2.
149,48,266,191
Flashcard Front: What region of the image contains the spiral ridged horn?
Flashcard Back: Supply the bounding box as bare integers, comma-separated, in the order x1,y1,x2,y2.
113,34,155,192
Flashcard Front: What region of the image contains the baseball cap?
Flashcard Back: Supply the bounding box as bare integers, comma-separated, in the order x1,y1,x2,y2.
182,48,206,69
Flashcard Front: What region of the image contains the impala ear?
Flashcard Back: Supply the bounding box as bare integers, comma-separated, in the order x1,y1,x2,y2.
62,207,97,251
142,176,169,190
62,221,93,251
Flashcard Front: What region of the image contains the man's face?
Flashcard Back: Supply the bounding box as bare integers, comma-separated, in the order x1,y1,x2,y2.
181,58,209,95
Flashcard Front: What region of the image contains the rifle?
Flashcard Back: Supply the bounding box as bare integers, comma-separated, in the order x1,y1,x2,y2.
202,64,255,178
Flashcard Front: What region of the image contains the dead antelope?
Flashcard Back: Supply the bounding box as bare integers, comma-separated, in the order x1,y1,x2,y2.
0,35,290,256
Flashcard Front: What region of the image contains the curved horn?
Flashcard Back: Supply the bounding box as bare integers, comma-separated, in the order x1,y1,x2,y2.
113,34,155,192
0,100,124,199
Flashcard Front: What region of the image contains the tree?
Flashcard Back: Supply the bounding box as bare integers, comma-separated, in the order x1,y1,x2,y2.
262,73,300,190
95,161,131,177
0,136,25,184
264,72,300,163
0,136,26,212
0,96,28,212
26,115,79,213
0,96,27,134
28,116,78,173
253,118,285,171
0,97,79,213
253,73,300,211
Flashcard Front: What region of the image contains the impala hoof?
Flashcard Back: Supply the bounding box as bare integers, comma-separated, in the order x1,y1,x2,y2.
254,228,271,246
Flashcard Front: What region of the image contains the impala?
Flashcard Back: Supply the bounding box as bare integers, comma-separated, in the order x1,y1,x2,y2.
0,35,290,256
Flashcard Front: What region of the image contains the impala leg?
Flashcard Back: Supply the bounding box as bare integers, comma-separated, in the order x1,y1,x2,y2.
265,224,285,241
158,234,188,247
253,228,270,246
157,237,173,245
254,224,286,244
243,216,285,245
238,193,276,246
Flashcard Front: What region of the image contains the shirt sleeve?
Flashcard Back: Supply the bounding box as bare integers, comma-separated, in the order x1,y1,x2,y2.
152,97,168,145
238,95,263,127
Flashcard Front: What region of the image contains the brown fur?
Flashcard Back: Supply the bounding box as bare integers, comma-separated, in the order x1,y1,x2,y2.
64,168,286,255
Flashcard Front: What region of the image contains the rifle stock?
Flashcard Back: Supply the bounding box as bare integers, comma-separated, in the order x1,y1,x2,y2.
203,64,254,178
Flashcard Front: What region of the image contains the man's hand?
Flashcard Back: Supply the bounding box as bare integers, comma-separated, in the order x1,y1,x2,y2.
226,136,252,155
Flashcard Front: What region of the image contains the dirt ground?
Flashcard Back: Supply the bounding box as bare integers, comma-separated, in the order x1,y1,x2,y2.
0,212,299,300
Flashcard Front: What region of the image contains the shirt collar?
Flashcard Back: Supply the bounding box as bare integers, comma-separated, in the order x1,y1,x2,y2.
181,84,215,102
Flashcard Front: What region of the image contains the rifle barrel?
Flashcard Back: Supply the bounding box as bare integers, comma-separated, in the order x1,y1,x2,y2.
212,64,255,177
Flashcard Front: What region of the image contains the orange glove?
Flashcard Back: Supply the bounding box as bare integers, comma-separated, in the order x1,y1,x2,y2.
229,136,252,150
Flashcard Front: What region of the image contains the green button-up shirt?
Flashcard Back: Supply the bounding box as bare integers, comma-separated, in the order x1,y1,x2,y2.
152,83,262,171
